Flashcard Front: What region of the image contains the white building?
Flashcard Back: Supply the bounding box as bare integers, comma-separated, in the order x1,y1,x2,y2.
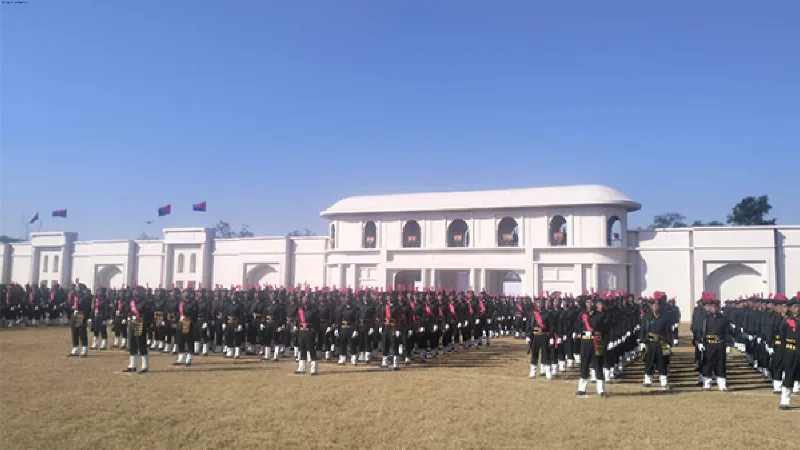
1,184,798,320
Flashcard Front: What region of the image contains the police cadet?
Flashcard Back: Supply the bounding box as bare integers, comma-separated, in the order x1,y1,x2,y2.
695,293,732,391
639,292,673,390
174,288,198,366
335,291,359,365
766,294,789,394
124,286,153,373
223,290,245,358
357,290,377,363
576,295,607,397
90,288,110,350
68,285,92,357
196,288,213,356
294,291,320,375
527,296,555,379
778,295,798,410
262,290,284,361
380,291,402,370
316,290,334,361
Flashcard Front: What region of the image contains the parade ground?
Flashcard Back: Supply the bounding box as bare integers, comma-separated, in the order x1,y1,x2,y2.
0,328,796,450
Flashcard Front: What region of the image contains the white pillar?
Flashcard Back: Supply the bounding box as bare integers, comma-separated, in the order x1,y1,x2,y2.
479,268,486,292
337,264,345,289
430,268,437,290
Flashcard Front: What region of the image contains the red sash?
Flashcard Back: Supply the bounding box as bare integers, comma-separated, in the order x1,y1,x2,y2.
72,294,77,310
94,298,99,314
385,304,391,320
425,304,433,315
468,303,474,315
179,302,185,316
50,291,55,302
117,301,122,312
29,292,34,302
516,304,523,312
438,307,444,318
448,303,456,316
298,308,307,327
787,319,796,333
129,300,139,316
410,302,416,322
533,311,545,330
582,313,593,333
479,300,485,313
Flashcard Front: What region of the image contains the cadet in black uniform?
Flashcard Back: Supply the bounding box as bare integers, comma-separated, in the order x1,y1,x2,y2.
223,291,245,358
696,294,732,391
576,296,607,397
380,293,403,370
639,296,673,390
778,296,798,409
527,297,555,379
336,293,359,365
294,292,320,375
123,286,153,373
68,286,92,357
90,288,110,350
174,289,198,366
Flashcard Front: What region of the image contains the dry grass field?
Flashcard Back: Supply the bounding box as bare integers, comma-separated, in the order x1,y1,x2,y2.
0,327,796,450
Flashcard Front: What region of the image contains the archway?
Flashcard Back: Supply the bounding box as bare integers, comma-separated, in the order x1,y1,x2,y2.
329,224,336,249
245,264,280,288
177,253,185,273
96,265,124,289
549,215,567,246
447,219,469,247
402,220,421,248
706,264,762,301
394,270,422,291
497,217,519,247
607,216,622,247
363,221,377,248
189,253,197,273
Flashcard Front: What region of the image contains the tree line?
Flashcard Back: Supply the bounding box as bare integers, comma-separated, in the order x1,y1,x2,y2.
650,195,777,229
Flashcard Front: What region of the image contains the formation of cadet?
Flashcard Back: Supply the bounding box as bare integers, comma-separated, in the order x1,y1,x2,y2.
3,281,798,409
715,293,800,410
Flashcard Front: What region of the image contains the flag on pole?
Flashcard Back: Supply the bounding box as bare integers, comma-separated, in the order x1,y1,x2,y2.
158,204,171,217
192,201,207,212
52,209,67,218
29,212,39,224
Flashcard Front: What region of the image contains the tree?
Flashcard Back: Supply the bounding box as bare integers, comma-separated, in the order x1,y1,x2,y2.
214,220,254,238
692,220,724,227
650,213,687,229
0,235,24,243
137,232,160,240
286,229,315,237
727,195,776,226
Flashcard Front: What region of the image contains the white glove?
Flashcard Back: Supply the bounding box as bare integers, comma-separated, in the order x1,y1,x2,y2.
395,331,401,338
457,323,462,328
608,342,615,350
326,327,331,333
236,325,243,332
730,323,735,329
87,319,93,325
549,338,554,346
222,324,227,331
202,323,207,330
334,329,339,337
277,326,284,332
433,325,438,332
463,321,469,327
572,332,577,339
556,337,562,345
757,337,762,344
292,326,298,332
260,323,265,330
767,346,774,355
122,319,127,325
369,328,374,335
378,327,382,334
353,331,358,338
697,343,706,352
748,335,754,342
445,324,450,331
626,331,631,337
672,339,678,346
418,327,425,333
639,343,646,351
526,337,531,345
634,324,641,331
727,347,732,354
487,319,491,324
180,315,185,320
407,330,413,337
475,319,480,325
523,317,527,321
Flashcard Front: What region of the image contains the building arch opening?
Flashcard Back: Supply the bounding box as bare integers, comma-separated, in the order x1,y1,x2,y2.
497,217,519,247
607,216,622,247
549,215,567,246
363,221,377,248
447,219,469,247
402,220,421,248
329,224,336,249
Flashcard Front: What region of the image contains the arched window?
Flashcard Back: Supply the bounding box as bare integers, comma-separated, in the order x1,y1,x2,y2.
363,221,377,248
53,255,60,273
497,217,519,247
607,216,623,247
402,220,421,248
189,253,197,273
329,224,336,249
177,253,185,273
43,255,49,273
549,215,567,246
447,219,469,248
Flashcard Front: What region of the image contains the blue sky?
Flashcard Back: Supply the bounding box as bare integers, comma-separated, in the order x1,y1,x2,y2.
2,0,798,240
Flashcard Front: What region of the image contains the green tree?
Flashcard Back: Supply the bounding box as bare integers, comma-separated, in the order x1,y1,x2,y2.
727,195,776,226
0,235,24,243
214,220,255,238
286,229,315,237
692,220,725,227
651,213,687,228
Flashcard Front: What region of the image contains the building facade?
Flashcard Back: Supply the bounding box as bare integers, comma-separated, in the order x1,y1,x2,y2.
1,184,798,320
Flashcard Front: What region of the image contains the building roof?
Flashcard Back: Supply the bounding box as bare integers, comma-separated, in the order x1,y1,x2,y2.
321,184,641,217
